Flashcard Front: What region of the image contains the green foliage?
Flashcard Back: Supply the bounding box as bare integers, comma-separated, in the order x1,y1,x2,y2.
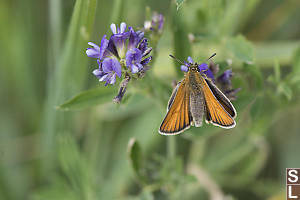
1,0,300,200
171,3,191,76
227,35,254,63
176,0,185,10
58,86,116,110
243,63,263,90
42,0,98,173
250,94,264,120
128,138,146,182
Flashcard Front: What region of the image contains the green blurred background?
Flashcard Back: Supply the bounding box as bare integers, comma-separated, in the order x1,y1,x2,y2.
1,0,300,199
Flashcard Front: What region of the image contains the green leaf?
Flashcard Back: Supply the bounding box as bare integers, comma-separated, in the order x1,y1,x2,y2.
127,138,144,181
31,176,76,200
243,63,263,90
228,35,254,63
176,0,185,10
139,190,154,200
277,82,292,101
250,95,264,120
234,91,255,111
57,86,116,111
57,134,92,198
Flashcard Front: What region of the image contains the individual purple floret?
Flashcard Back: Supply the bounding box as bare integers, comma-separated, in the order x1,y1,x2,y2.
126,48,143,73
86,35,109,59
92,58,122,86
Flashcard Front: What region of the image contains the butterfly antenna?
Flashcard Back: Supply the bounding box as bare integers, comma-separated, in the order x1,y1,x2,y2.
207,53,216,61
169,55,185,65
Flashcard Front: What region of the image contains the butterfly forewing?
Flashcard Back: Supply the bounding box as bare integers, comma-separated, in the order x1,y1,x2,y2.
200,76,236,128
159,80,192,135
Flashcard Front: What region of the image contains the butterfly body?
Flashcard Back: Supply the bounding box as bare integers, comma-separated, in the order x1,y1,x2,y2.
159,63,236,135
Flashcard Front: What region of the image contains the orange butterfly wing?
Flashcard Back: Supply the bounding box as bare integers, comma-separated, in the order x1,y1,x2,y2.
200,76,236,128
205,78,236,118
159,80,192,135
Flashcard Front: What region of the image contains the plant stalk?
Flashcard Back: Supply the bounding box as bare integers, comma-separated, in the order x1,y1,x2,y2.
167,136,176,160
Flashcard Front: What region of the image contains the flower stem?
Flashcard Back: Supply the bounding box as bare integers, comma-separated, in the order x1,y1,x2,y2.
113,73,130,103
167,136,176,160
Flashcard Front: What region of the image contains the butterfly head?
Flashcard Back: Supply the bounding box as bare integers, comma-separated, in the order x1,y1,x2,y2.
169,54,216,80
188,63,200,72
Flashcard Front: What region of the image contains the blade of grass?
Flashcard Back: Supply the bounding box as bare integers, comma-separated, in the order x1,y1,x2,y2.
41,0,98,172
48,0,62,67
110,0,124,24
170,2,191,76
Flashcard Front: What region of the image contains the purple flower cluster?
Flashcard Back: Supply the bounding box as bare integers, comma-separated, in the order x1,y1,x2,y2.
180,57,240,100
86,23,152,85
216,68,241,100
